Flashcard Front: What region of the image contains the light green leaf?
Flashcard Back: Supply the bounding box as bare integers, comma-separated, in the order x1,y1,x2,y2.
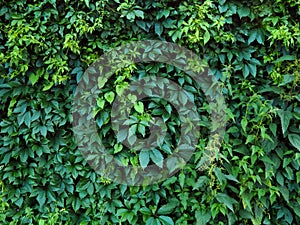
29,72,40,85
84,0,89,8
98,77,107,89
42,81,54,91
7,97,17,116
104,91,115,104
204,30,210,45
114,143,123,154
134,101,144,113
96,98,105,109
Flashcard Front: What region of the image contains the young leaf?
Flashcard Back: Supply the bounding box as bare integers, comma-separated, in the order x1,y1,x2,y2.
134,101,144,114
114,143,123,154
104,91,115,104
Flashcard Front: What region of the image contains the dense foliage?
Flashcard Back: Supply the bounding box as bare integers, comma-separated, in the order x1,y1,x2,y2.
0,0,300,224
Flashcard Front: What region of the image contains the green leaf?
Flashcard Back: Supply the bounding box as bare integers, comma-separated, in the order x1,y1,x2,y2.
42,82,54,91
87,182,94,195
96,98,105,109
277,109,293,135
146,217,155,225
114,143,123,154
134,10,144,19
157,203,177,215
84,0,90,8
179,173,185,189
279,74,295,86
140,207,152,215
273,55,295,63
241,117,248,132
213,167,225,184
224,174,239,183
24,111,31,127
150,149,164,168
238,7,250,18
288,133,300,151
155,23,163,37
117,129,127,142
104,91,115,104
204,30,210,45
248,30,257,44
29,72,40,85
37,191,46,206
137,124,146,137
243,64,250,78
139,150,150,169
279,186,289,203
215,193,238,212
195,210,211,225
193,176,209,190
7,97,17,116
98,77,108,89
159,216,174,225
247,63,257,77
1,153,11,165
134,101,144,113
15,197,23,207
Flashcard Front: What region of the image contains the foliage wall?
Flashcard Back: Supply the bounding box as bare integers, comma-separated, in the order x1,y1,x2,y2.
0,0,300,224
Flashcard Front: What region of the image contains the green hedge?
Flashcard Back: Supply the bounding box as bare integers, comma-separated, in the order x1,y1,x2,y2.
0,0,300,224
